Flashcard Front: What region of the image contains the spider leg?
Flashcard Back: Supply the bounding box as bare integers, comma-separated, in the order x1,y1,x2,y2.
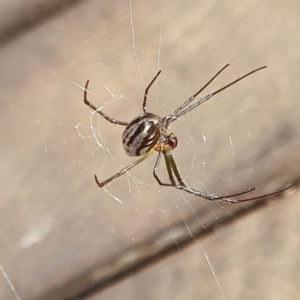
170,64,230,118
153,151,239,202
229,182,297,203
153,150,191,188
143,70,162,113
170,66,267,123
208,188,256,199
163,152,238,203
176,182,296,203
153,150,175,186
94,148,154,188
83,80,128,126
161,152,295,203
176,185,258,203
176,185,237,203
164,152,188,187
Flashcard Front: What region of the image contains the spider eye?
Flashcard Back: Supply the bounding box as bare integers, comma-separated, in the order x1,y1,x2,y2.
122,113,161,157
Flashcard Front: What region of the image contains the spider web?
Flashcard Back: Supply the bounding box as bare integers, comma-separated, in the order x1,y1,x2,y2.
71,1,298,299
0,1,299,300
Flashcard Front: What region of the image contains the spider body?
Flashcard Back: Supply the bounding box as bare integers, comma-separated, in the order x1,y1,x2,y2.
83,64,295,203
122,113,161,157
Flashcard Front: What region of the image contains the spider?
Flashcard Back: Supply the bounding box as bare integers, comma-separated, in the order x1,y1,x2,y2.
83,64,295,203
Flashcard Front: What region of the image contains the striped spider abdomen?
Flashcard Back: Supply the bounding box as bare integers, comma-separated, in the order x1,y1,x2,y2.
122,113,161,157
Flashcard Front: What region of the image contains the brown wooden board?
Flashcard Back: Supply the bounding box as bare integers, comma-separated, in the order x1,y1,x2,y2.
0,1,299,300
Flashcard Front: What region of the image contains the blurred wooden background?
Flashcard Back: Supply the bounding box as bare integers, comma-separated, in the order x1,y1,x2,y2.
0,1,300,299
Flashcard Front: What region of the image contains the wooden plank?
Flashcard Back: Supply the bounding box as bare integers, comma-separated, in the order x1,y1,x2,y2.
0,0,299,299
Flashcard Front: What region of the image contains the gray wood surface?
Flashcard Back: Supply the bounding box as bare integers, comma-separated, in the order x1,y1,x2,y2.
0,1,299,300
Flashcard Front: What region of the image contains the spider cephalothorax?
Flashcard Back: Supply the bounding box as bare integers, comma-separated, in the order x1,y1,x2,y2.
83,64,295,202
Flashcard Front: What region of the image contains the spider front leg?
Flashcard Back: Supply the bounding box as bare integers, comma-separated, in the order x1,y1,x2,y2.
83,80,128,126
